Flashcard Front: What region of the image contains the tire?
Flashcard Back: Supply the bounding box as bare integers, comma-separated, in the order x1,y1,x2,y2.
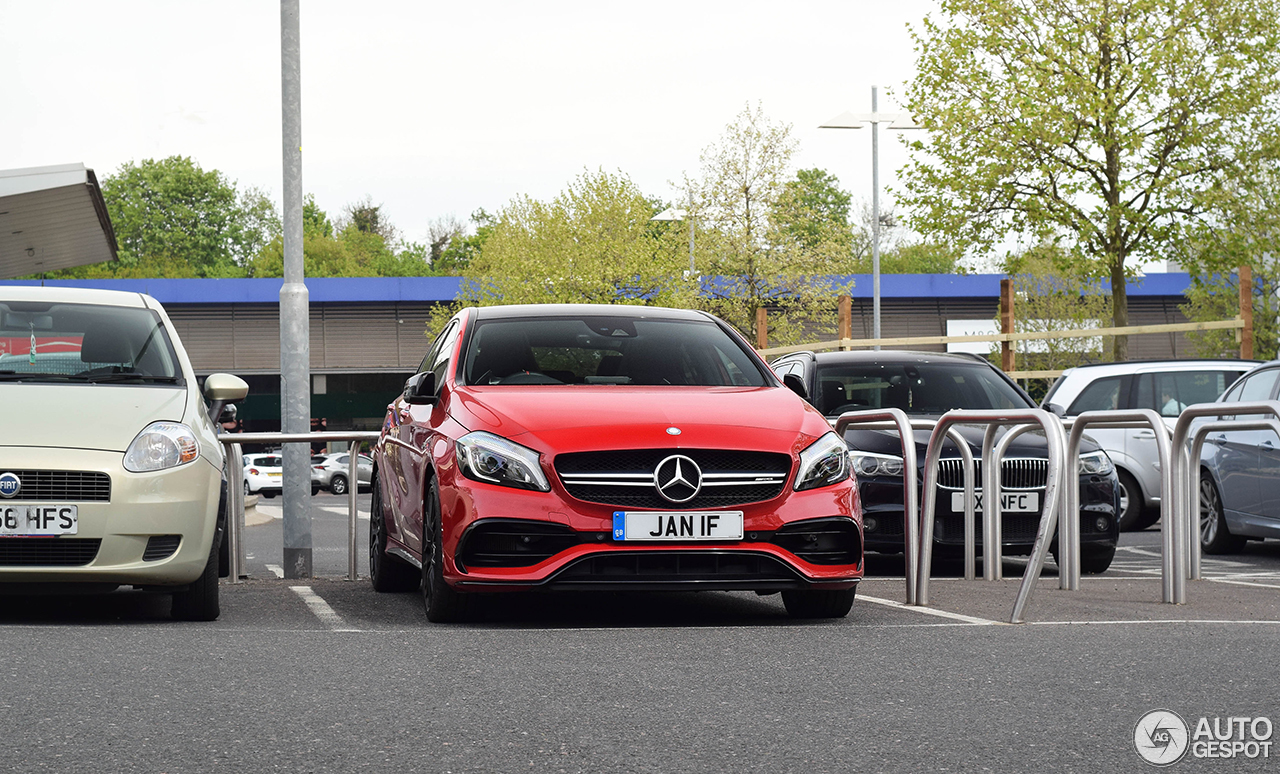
782,585,857,619
422,477,472,623
1200,471,1246,555
172,531,221,621
263,491,277,499
243,480,250,496
330,475,348,496
369,469,418,593
1116,469,1158,531
1079,544,1116,574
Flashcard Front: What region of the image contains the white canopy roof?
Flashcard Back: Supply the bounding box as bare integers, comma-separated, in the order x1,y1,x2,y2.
0,163,118,279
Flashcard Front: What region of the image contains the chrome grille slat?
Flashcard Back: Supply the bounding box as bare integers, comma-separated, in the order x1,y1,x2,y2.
555,449,792,510
0,471,111,502
935,458,1047,491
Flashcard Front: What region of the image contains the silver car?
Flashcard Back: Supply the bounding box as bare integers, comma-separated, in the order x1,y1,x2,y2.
311,452,372,495
1043,359,1258,530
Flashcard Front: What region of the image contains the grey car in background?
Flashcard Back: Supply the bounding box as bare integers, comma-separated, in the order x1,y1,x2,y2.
311,452,372,495
1197,361,1280,554
1042,359,1258,530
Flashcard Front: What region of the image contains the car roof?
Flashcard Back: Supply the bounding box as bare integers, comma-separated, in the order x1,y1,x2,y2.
0,285,152,308
804,349,997,366
471,304,712,322
1059,358,1261,377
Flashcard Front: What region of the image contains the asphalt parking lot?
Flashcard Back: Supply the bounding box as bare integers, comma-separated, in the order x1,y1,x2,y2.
3,494,1278,773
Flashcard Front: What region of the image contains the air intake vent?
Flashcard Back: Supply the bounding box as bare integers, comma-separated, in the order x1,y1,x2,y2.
772,518,862,565
0,538,101,566
143,535,182,562
457,519,579,568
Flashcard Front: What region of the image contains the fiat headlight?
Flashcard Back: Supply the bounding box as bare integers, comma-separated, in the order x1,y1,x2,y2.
456,431,550,491
124,422,200,472
1078,450,1114,475
848,451,905,478
795,432,851,491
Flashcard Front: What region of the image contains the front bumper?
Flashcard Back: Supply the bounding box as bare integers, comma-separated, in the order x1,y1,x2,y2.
859,474,1121,555
0,447,220,586
433,467,864,592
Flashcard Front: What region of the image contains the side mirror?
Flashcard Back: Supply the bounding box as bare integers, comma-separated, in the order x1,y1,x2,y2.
204,373,249,428
783,373,809,400
218,403,238,424
1044,402,1067,418
403,372,438,405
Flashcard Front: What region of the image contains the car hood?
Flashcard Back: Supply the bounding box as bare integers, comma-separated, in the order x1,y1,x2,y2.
842,424,1102,460
0,384,189,453
452,385,830,455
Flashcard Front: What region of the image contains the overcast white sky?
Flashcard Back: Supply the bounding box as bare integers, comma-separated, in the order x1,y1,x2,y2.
3,1,937,245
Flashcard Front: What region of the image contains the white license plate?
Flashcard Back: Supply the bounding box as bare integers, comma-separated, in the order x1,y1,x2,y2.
0,504,78,536
613,511,744,541
950,491,1039,513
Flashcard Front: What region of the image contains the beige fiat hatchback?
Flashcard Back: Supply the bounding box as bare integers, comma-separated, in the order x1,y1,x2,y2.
0,286,247,619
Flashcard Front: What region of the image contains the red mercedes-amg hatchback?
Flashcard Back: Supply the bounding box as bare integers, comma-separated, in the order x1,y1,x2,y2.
370,304,861,621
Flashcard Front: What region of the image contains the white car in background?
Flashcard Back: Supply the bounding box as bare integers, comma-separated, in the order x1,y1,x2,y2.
0,286,247,620
1042,359,1258,530
243,453,284,498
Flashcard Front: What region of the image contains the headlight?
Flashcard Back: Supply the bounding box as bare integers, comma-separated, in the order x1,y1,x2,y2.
848,451,904,478
124,422,199,472
795,432,851,491
455,431,550,491
1078,450,1114,475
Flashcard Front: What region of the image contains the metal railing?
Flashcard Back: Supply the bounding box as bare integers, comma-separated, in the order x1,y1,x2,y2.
219,431,380,583
1172,400,1280,582
915,409,1067,623
1062,410,1174,598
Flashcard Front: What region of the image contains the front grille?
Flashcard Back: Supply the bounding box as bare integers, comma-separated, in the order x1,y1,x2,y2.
935,458,1048,490
549,551,799,586
936,512,1042,542
0,538,101,566
458,520,580,568
772,518,862,565
0,471,111,501
143,535,182,562
555,449,791,510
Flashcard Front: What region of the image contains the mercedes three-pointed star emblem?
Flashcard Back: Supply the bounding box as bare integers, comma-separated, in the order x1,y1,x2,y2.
654,454,702,503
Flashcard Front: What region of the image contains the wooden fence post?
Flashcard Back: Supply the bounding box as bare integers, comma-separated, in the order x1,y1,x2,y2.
838,295,852,350
1240,265,1254,360
1000,279,1015,372
756,307,768,350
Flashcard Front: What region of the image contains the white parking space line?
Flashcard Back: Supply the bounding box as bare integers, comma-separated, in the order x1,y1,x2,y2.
265,564,284,578
857,593,1002,625
1117,546,1163,558
1206,578,1280,590
289,586,361,631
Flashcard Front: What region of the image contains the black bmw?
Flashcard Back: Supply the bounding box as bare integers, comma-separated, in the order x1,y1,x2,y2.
771,350,1120,573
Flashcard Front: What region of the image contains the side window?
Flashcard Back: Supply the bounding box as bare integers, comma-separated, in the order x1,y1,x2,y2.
1238,369,1280,403
1067,376,1124,415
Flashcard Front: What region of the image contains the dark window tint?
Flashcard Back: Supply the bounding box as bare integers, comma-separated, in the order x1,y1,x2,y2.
463,317,766,387
812,361,1027,416
1067,376,1123,414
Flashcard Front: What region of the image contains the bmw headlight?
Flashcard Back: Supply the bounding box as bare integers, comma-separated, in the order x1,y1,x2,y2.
795,432,851,491
848,451,905,478
456,431,550,491
124,422,200,472
1078,450,1114,476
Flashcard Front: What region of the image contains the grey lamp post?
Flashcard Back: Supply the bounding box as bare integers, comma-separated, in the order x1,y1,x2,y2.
821,85,920,350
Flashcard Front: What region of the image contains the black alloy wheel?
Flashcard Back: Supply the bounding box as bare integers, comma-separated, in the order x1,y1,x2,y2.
369,469,417,592
781,585,857,619
422,477,472,623
329,474,348,496
1200,471,1246,555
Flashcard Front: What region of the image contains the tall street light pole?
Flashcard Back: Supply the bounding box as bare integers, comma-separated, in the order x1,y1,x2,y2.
651,193,696,276
821,86,920,350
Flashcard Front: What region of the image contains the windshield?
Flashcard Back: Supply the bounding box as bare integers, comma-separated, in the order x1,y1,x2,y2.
814,361,1028,416
463,316,767,386
0,300,181,383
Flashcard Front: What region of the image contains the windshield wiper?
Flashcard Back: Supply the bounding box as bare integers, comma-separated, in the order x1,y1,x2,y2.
72,373,181,384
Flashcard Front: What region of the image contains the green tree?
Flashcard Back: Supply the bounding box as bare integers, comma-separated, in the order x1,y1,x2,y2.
903,0,1280,360
249,196,433,278
458,169,694,308
771,168,853,252
104,156,277,277
684,104,850,346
